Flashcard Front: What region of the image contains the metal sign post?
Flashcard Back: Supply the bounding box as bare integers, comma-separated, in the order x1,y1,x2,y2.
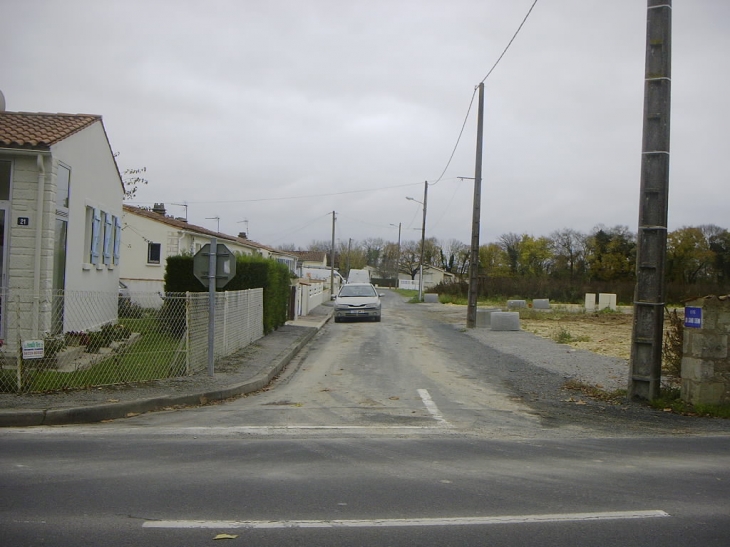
193,239,236,377
207,238,217,377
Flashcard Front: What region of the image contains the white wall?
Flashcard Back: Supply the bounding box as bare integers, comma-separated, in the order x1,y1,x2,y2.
52,121,123,295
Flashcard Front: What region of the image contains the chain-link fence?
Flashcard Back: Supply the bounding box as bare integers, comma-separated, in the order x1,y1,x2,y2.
0,288,263,394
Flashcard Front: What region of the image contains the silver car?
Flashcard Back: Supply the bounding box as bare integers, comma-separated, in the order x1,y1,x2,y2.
333,283,382,323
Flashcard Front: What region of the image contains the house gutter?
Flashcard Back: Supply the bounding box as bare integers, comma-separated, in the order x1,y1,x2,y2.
33,153,46,337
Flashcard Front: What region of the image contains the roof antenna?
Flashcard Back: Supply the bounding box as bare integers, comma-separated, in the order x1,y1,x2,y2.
171,202,188,221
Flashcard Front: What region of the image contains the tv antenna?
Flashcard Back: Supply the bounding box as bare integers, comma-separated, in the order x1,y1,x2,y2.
237,219,249,237
171,202,188,221
206,216,220,232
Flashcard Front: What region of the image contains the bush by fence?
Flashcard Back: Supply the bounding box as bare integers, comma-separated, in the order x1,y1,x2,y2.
165,253,291,333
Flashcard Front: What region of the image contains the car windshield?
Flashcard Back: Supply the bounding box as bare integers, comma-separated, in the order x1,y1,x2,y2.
339,285,377,298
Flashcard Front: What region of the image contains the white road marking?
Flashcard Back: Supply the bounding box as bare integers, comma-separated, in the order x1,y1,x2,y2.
143,510,670,529
418,388,450,425
0,425,457,437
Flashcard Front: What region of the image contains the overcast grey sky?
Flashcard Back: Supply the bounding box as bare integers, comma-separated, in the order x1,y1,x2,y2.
2,1,727,249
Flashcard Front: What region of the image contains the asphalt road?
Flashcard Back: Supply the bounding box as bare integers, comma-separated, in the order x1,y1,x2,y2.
2,291,729,546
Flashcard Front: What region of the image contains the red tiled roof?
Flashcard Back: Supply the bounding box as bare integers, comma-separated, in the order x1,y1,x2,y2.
291,251,328,263
122,205,295,258
0,111,101,149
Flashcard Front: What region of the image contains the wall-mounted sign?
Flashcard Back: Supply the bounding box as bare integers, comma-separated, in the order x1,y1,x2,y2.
684,307,702,329
22,339,45,359
17,217,29,226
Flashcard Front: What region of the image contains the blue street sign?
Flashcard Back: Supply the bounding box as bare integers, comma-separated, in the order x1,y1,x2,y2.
684,307,702,329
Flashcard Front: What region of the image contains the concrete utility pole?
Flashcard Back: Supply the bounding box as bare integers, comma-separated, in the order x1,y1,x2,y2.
467,83,485,328
346,238,352,276
629,0,672,401
419,182,428,302
390,222,402,281
330,211,336,295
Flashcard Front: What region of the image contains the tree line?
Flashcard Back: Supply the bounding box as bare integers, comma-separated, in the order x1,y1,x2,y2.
280,224,730,302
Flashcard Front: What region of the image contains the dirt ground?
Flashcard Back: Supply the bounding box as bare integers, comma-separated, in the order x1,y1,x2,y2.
520,311,634,361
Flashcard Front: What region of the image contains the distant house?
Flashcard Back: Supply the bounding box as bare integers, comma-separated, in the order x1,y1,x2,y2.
291,251,328,269
398,265,456,289
120,204,296,301
0,108,123,347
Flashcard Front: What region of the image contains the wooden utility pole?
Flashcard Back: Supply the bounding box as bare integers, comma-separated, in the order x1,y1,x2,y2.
629,0,672,401
467,83,485,328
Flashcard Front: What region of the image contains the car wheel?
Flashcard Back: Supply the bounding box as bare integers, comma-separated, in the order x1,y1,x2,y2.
334,317,341,323
374,316,381,322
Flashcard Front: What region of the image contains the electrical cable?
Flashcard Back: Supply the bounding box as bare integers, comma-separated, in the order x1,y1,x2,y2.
428,0,539,189
479,0,539,85
128,181,423,207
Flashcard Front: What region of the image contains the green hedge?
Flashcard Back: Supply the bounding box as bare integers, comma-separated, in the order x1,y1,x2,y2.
164,253,291,334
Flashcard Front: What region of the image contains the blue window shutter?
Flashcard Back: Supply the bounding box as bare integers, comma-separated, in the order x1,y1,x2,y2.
113,216,122,265
103,212,112,264
90,208,101,265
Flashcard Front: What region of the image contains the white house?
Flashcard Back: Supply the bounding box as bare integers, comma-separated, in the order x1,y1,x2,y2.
398,265,456,290
0,106,123,348
120,204,297,302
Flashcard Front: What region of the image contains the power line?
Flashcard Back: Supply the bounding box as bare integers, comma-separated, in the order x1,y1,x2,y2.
427,0,539,187
479,0,539,84
128,181,423,207
429,88,478,187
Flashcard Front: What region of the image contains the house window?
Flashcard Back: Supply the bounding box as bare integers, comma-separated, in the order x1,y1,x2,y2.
113,216,122,265
0,160,10,200
56,164,70,211
89,207,101,265
147,242,161,264
102,212,112,265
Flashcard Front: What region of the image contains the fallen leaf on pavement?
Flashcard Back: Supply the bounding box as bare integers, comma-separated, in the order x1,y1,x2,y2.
213,533,238,540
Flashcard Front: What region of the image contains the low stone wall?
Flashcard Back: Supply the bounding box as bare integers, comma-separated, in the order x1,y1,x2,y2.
681,295,730,405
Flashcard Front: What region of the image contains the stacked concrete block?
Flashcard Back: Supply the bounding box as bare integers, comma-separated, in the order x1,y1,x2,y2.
424,293,439,303
490,312,521,331
532,299,550,310
475,307,502,328
584,293,597,312
507,300,527,309
598,293,617,311
681,296,730,405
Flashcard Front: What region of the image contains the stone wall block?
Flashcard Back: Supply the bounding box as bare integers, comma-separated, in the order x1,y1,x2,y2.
691,333,728,360
681,357,714,381
716,309,730,333
681,296,730,405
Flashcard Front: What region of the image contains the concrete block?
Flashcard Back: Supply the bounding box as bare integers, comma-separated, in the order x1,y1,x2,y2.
507,300,526,309
533,299,550,310
682,379,727,406
490,312,521,331
690,333,728,360
424,293,439,303
475,307,502,328
598,293,617,311
681,357,715,381
584,293,597,312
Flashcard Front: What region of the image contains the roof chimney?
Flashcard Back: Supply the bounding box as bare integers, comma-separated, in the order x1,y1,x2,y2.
152,203,166,216
238,232,248,239
0,90,6,112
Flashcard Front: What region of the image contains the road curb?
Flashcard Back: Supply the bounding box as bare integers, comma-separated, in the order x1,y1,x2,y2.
0,318,327,427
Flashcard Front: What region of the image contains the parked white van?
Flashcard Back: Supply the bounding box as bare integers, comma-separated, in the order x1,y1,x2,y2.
347,269,370,284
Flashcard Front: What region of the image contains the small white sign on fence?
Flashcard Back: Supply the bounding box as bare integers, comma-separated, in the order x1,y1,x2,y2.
22,339,45,359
